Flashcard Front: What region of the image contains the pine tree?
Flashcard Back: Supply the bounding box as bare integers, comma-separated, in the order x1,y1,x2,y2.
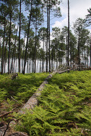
0,3,8,74
74,18,90,68
86,8,91,67
2,0,18,74
18,0,22,73
38,27,47,72
42,0,61,72
23,0,33,74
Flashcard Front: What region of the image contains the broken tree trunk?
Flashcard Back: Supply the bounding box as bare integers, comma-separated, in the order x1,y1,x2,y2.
57,69,70,74
19,70,57,113
9,69,71,130
19,69,70,113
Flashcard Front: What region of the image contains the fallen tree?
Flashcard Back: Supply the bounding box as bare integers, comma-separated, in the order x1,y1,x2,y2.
19,69,70,113
19,70,57,113
8,69,70,135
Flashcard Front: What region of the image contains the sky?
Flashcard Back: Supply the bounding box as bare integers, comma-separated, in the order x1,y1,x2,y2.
51,0,91,33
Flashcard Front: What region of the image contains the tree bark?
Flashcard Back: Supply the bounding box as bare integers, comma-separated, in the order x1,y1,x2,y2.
23,1,32,74
78,37,80,70
34,20,37,73
49,0,51,72
1,17,6,74
18,0,21,73
8,13,12,74
67,0,70,67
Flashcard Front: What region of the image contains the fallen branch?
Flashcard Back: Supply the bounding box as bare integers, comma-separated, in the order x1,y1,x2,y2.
3,121,10,136
57,69,70,74
11,96,24,106
8,132,28,136
0,111,13,118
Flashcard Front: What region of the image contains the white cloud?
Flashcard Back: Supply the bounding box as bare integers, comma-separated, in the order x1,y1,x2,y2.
52,0,91,32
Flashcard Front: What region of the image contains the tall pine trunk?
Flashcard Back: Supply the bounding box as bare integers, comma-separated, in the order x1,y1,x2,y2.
1,17,6,74
47,0,50,72
4,39,8,73
49,0,50,72
78,37,80,70
90,38,91,67
46,1,49,72
18,0,21,73
67,0,70,67
8,13,12,74
34,16,37,73
23,1,32,74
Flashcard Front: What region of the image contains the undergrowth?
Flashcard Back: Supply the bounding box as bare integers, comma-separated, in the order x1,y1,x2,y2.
0,73,49,113
0,71,91,135
15,70,91,136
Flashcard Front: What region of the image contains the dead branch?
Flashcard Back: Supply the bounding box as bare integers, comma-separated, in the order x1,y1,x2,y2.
11,73,18,80
8,132,28,136
11,96,24,106
3,121,10,136
57,69,71,74
0,111,13,118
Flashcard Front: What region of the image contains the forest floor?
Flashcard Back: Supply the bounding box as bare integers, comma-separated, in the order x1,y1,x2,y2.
0,70,91,136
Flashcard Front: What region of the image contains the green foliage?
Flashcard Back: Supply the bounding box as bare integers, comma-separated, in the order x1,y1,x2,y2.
0,73,48,104
0,88,8,102
1,71,91,135
15,70,91,135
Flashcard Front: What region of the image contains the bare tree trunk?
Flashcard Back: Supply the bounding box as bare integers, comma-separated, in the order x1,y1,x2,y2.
42,39,45,72
78,37,80,70
34,24,37,73
87,46,88,68
49,0,51,72
13,29,17,73
47,0,51,72
18,0,21,73
46,1,49,73
8,13,12,74
1,17,6,74
46,40,48,72
23,1,32,74
67,0,70,67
